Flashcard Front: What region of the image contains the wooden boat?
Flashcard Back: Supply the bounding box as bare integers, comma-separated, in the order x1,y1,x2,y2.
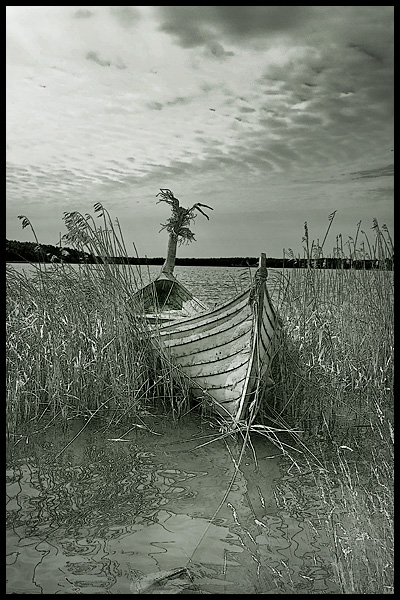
135,189,279,423
152,253,279,423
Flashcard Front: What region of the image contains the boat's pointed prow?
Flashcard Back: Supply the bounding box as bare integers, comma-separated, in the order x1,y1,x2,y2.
259,252,267,279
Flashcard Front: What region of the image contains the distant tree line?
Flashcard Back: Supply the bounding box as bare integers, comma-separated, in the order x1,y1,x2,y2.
280,256,394,270
6,239,94,264
6,239,394,270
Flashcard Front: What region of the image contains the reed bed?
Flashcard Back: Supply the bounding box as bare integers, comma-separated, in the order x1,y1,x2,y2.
6,206,393,593
6,205,192,437
263,216,394,594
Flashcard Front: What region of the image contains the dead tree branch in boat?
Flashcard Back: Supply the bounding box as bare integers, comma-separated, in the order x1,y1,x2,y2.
156,188,213,276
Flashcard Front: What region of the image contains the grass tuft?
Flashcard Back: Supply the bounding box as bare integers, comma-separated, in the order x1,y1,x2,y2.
261,215,393,594
6,205,192,436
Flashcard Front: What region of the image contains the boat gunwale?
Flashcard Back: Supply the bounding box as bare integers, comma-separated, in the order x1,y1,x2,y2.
158,287,251,332
191,379,245,399
177,347,252,379
168,320,253,362
159,302,253,349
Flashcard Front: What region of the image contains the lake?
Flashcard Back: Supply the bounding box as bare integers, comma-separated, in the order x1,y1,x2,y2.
6,262,341,594
6,262,261,307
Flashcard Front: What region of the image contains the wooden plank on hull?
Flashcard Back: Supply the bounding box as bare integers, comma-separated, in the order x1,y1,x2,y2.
168,329,253,369
263,290,276,329
259,317,274,354
159,304,252,348
176,344,252,379
159,290,250,333
164,318,253,361
185,362,249,391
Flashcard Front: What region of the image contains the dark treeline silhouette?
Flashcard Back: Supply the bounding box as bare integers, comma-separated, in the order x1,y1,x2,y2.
6,239,394,270
6,239,93,264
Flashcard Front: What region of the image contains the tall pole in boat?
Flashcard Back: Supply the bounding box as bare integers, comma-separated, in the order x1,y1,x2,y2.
156,189,213,278
162,230,179,277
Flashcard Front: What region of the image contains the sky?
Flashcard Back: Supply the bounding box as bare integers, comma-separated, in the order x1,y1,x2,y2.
6,6,394,258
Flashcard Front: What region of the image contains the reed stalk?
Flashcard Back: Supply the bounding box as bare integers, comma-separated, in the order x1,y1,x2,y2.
263,215,393,594
6,205,192,437
6,207,393,593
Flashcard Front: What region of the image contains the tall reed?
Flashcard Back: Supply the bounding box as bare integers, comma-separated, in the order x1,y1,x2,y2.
263,214,393,594
6,205,191,436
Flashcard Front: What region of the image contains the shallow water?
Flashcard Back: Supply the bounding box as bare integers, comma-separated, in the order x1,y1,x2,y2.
6,414,340,594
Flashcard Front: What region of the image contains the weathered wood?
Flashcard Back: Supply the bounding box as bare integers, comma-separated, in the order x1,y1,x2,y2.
151,258,279,423
134,273,208,322
259,252,267,280
161,233,178,276
134,236,279,422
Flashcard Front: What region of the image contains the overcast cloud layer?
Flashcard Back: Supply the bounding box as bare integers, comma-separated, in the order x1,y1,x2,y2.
6,6,393,257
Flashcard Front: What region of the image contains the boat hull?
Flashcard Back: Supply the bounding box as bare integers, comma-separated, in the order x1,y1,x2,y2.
156,270,278,423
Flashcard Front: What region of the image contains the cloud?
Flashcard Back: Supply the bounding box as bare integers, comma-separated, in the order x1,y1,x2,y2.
349,165,394,180
6,5,393,256
259,116,288,130
251,16,393,158
73,9,94,20
146,96,193,112
348,43,385,64
156,6,316,48
146,101,163,111
86,51,111,67
166,96,192,107
85,51,127,69
110,6,140,28
6,163,94,207
204,41,234,60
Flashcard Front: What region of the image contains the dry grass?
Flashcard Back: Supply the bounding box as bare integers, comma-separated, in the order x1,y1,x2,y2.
6,207,394,593
262,216,394,594
326,445,393,594
6,205,192,436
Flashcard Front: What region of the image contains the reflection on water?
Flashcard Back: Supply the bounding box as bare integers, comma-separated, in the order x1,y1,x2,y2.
6,414,340,594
